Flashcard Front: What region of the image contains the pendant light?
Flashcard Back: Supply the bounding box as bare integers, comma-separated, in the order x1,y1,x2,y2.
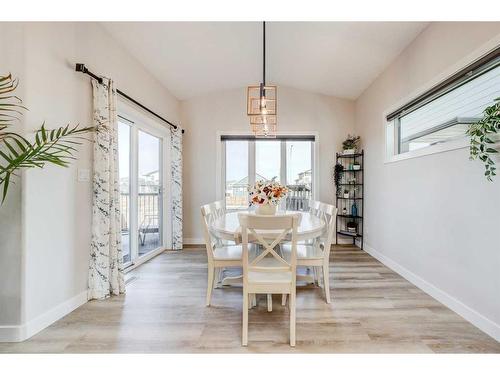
247,21,277,138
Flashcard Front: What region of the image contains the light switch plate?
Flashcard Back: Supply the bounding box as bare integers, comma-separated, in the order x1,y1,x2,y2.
78,168,90,182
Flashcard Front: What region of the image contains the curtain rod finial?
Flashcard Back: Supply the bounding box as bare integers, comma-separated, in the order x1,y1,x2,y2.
75,63,86,73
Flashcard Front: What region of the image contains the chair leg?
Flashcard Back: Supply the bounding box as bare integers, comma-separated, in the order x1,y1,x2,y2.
267,294,272,312
281,294,287,306
242,292,249,346
323,263,331,304
206,265,214,306
290,289,296,347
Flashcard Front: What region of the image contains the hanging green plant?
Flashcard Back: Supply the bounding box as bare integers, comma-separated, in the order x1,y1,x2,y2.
333,163,344,196
0,73,94,203
466,98,500,182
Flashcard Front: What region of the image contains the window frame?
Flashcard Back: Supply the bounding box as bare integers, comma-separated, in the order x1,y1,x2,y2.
216,131,319,209
384,41,500,164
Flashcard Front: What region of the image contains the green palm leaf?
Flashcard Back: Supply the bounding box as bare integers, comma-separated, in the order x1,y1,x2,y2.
0,73,94,203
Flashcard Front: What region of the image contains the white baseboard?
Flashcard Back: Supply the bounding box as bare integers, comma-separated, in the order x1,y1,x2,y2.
183,237,204,245
363,242,500,342
0,290,88,343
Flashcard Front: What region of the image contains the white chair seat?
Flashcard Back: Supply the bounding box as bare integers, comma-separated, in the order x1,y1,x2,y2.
282,243,323,260
213,245,243,260
248,257,292,283
248,270,292,284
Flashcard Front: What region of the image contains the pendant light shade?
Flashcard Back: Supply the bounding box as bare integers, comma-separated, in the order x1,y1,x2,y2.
247,21,277,137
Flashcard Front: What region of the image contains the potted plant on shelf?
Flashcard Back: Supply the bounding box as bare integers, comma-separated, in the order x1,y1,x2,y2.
342,134,361,155
249,179,288,215
343,189,350,199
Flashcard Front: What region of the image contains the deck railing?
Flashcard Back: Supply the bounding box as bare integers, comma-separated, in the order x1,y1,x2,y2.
120,193,159,231
225,184,311,212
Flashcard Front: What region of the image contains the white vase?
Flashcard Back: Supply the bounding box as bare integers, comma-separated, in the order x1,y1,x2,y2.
343,149,355,155
256,204,277,215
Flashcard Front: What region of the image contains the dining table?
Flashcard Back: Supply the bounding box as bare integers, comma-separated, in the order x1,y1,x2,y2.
209,209,326,286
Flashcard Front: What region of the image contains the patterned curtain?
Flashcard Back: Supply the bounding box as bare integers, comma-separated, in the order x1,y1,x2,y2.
171,126,183,250
88,78,125,300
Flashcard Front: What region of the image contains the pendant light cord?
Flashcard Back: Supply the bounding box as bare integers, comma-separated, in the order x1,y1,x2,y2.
263,21,266,86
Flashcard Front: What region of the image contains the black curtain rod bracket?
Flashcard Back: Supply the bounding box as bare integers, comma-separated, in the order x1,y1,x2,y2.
75,63,184,134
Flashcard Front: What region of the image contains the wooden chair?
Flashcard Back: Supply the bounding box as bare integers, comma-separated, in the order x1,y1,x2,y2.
239,213,299,347
201,201,244,306
282,202,337,303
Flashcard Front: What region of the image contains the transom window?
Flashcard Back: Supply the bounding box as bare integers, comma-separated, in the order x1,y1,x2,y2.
386,47,500,158
221,135,315,211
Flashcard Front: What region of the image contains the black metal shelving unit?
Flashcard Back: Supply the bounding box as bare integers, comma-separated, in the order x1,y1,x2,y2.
335,150,364,249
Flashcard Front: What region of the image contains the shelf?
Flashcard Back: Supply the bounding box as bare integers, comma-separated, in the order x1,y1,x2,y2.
343,169,363,172
337,230,362,238
338,215,363,219
337,153,363,158
337,197,363,200
338,183,363,186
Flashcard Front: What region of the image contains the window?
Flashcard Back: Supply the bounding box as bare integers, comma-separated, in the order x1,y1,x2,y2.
386,47,500,158
222,135,315,212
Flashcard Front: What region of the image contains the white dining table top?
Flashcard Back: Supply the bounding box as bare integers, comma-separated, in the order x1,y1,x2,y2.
210,210,325,242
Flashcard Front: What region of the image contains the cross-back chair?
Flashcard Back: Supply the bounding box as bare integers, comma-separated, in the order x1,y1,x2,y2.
201,201,243,306
238,213,299,347
282,202,337,303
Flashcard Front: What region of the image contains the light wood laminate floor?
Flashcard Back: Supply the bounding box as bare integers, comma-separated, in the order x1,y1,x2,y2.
1,245,499,353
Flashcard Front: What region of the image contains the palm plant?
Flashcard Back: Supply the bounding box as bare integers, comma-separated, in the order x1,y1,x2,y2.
0,73,94,203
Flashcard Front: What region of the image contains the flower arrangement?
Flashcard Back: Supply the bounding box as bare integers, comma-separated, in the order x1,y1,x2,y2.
249,179,288,206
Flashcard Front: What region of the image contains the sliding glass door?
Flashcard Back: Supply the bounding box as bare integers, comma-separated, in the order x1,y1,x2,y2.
118,113,170,267
137,130,162,257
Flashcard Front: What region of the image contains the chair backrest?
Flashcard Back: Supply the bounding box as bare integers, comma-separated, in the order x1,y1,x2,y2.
213,200,226,219
238,213,299,280
200,201,225,262
316,202,338,260
309,200,321,218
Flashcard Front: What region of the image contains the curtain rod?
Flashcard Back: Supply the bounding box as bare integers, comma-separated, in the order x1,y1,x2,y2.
75,63,184,134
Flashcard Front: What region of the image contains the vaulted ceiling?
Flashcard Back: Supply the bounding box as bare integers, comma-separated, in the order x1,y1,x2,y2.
101,22,428,100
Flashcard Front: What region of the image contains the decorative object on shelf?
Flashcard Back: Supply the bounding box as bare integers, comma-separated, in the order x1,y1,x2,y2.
247,21,277,138
249,179,288,215
466,97,499,181
342,134,361,154
335,149,364,249
333,163,344,196
343,189,350,199
346,221,357,233
0,73,93,203
351,202,358,217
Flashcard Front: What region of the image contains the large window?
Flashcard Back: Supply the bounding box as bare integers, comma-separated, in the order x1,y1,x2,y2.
386,48,500,158
222,136,315,211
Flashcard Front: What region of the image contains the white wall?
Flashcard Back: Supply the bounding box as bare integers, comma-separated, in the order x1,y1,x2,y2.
0,23,26,331
0,22,180,341
181,86,355,242
355,22,500,340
